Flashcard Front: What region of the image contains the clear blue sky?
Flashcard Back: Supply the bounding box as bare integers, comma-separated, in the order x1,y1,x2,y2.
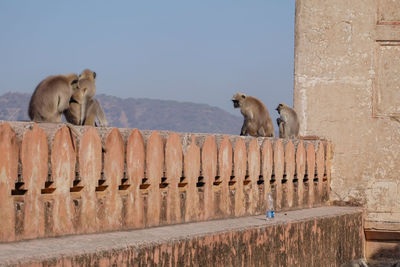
0,1,295,118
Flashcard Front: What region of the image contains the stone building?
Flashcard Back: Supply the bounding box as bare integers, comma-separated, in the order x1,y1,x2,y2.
294,0,400,257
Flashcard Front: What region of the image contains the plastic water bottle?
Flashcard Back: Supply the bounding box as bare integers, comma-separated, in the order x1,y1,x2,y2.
266,192,275,220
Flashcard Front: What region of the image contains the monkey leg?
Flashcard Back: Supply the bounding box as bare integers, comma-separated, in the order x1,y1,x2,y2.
279,121,286,138
43,114,63,123
84,99,108,127
257,127,266,137
83,113,96,126
240,126,247,136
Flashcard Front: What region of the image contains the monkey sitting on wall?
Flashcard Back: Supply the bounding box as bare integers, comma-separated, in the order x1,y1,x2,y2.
64,86,108,127
232,93,275,137
28,73,79,122
276,103,299,139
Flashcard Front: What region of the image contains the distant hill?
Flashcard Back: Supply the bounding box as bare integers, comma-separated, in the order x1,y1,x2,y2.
0,92,242,134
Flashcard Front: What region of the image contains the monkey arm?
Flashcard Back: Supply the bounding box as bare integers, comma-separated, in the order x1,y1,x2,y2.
240,119,249,136
80,100,86,125
280,112,290,123
92,99,108,127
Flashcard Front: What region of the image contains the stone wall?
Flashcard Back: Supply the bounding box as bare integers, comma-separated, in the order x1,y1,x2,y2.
294,0,400,231
0,121,331,243
0,206,364,267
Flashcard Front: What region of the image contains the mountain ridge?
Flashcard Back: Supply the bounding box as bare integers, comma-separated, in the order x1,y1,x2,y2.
0,92,242,135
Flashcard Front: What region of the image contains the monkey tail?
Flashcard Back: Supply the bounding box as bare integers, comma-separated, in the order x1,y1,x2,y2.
65,120,110,154
65,122,81,137
65,121,107,153
65,122,81,152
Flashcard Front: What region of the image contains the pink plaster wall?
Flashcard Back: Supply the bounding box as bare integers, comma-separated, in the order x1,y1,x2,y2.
0,121,332,242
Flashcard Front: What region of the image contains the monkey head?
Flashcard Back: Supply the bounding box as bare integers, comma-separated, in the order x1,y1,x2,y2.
232,93,247,108
276,103,289,114
79,69,96,81
64,73,79,88
71,80,79,92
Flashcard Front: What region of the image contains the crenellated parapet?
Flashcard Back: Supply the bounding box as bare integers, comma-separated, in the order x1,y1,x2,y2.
0,121,332,242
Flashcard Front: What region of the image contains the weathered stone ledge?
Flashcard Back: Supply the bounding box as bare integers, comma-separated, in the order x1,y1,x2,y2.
0,206,363,267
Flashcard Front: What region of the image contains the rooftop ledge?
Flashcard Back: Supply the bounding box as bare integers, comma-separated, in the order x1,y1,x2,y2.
0,206,363,266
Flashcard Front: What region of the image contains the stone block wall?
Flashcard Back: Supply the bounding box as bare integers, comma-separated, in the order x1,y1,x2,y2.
294,0,400,231
0,121,331,242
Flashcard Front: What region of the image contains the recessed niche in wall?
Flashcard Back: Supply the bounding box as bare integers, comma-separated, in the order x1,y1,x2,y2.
373,41,400,117
377,0,400,25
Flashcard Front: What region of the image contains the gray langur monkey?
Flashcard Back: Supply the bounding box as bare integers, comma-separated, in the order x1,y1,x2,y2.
276,103,299,139
64,87,108,127
28,73,79,122
28,73,83,146
232,93,275,137
78,69,97,125
63,89,107,152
